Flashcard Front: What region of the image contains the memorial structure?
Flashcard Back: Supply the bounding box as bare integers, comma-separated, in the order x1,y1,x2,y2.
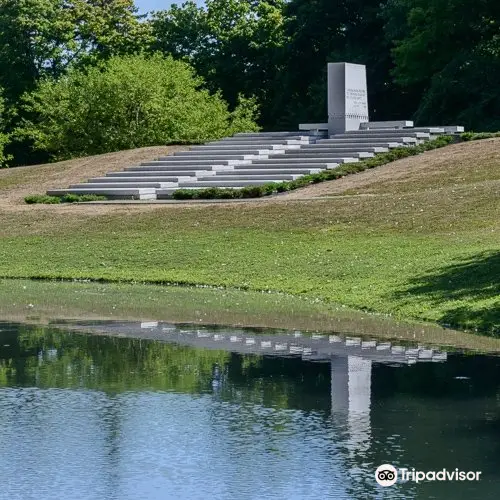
47,62,464,200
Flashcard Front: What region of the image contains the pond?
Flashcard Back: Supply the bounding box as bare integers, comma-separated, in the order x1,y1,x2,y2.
0,318,498,499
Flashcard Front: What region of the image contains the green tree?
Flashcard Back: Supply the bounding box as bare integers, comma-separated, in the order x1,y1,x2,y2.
383,0,500,130
17,54,259,160
0,89,11,167
0,0,150,102
274,0,412,129
151,0,286,128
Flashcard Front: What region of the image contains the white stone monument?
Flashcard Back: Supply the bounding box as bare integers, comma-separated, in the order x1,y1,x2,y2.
328,62,369,135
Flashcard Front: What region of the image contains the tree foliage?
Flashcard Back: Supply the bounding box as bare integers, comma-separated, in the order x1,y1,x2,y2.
0,89,10,167
17,54,259,160
382,0,500,130
151,0,287,127
0,0,498,166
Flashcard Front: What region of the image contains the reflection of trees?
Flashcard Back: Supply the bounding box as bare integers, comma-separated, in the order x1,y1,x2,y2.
0,325,230,394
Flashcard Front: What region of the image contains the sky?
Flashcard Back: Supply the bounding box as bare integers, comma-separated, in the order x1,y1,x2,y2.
134,0,205,15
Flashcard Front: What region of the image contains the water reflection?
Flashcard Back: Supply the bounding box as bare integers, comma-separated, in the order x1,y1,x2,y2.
0,321,498,499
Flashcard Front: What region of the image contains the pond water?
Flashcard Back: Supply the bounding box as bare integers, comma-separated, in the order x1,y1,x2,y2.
0,320,498,500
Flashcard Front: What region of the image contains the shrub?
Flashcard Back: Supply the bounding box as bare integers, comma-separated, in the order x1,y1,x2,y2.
17,54,260,161
25,193,107,204
461,132,500,141
25,194,61,204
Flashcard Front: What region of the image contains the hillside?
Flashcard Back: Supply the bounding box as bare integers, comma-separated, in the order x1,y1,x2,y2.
0,138,499,334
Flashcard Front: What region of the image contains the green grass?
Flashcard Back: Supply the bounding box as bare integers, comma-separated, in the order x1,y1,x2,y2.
0,138,499,336
2,279,499,352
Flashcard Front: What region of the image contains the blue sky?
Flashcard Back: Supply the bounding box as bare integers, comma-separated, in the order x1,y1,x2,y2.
134,0,205,14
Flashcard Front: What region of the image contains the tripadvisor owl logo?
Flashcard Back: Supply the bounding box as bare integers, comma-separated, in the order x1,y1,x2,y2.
375,464,398,487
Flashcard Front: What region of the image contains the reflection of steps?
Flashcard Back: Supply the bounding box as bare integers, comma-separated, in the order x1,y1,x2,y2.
54,320,448,365
47,125,462,200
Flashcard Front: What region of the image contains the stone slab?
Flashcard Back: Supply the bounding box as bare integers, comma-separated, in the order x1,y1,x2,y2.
106,171,202,177
299,146,389,153
70,182,178,189
315,141,402,148
173,151,270,157
91,176,190,183
359,120,414,129
341,131,430,139
228,168,323,175
47,188,157,200
178,180,282,188
197,174,302,181
233,163,338,170
298,123,329,131
283,151,374,158
327,136,417,143
328,62,369,135
190,145,294,151
252,157,359,164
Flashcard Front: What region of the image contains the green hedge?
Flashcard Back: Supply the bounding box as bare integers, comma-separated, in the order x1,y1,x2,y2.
25,194,107,204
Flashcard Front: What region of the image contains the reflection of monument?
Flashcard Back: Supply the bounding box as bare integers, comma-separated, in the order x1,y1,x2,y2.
331,355,372,455
56,320,448,430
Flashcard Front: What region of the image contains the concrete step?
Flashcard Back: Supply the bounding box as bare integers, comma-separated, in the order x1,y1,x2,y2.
137,160,247,168
172,152,267,160
92,176,191,183
106,171,201,177
175,149,276,156
70,182,178,189
178,180,282,188
189,144,296,151
234,162,338,170
299,145,389,153
326,136,417,144
127,165,235,173
210,139,310,146
234,132,318,138
283,151,374,159
47,188,157,200
251,157,358,164
150,159,249,166
197,174,302,181
222,168,323,175
315,141,402,148
339,131,430,139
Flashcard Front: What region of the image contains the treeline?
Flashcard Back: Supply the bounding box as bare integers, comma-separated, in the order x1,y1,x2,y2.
0,0,498,166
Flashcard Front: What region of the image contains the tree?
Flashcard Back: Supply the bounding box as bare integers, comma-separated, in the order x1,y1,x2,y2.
0,0,151,102
274,0,413,129
17,54,259,160
151,0,287,128
0,88,10,167
382,0,500,130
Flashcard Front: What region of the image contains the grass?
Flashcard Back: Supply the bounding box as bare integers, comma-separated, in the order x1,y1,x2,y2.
0,138,499,336
2,279,499,352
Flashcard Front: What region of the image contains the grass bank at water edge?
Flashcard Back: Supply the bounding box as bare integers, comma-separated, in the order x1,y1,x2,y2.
0,138,499,335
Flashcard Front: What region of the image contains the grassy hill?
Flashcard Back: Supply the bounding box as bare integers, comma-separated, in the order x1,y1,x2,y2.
0,138,499,335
